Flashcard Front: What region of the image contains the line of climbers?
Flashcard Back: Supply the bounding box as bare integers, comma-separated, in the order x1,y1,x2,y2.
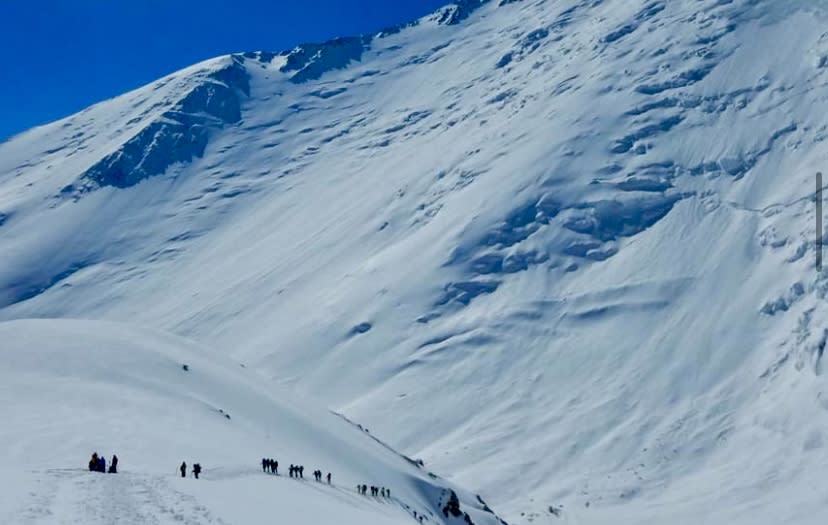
88,451,391,503
89,452,404,514
259,458,399,508
356,484,390,498
263,459,332,484
263,458,400,498
88,453,118,474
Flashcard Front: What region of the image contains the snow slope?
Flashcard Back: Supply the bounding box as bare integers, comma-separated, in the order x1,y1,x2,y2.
0,319,503,525
3,0,828,523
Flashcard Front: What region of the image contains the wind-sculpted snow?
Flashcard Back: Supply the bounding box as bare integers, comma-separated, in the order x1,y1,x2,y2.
67,57,250,192
3,0,828,524
280,37,373,83
434,0,490,26
277,0,489,85
276,0,488,78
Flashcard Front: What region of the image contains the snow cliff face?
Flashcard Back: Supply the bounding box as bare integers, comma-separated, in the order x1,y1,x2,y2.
3,0,828,523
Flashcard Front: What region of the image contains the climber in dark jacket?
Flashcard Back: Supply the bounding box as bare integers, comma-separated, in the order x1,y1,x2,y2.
109,455,118,473
326,472,331,484
180,462,187,478
193,463,202,479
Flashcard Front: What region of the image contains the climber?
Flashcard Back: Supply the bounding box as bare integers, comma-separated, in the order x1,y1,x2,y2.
180,461,187,478
109,455,118,474
193,463,202,479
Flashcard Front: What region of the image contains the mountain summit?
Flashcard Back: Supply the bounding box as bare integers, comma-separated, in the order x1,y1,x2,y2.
2,1,828,523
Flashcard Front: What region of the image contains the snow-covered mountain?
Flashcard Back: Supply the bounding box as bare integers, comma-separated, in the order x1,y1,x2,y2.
3,0,828,523
0,319,502,525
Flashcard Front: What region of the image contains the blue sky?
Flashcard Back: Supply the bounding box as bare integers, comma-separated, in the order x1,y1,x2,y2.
0,0,450,142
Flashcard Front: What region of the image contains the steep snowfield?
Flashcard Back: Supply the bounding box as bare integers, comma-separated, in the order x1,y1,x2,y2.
3,0,828,523
0,319,502,525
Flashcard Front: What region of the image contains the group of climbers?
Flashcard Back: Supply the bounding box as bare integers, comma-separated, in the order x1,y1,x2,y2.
260,458,334,485
312,469,331,483
88,453,118,474
357,484,390,498
259,455,397,503
88,453,203,479
179,461,202,479
261,457,278,474
88,450,393,504
256,457,402,512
